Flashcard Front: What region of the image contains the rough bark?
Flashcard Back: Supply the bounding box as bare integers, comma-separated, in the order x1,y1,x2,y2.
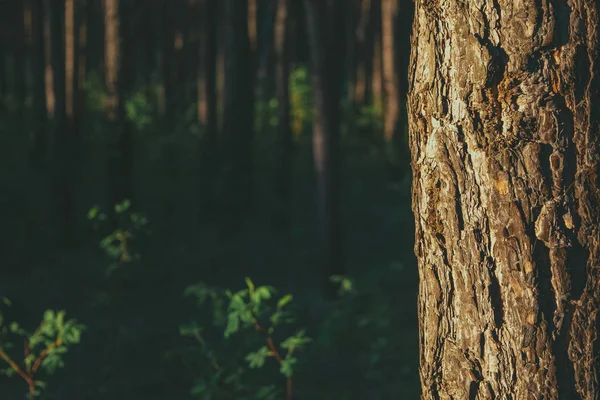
408,0,600,398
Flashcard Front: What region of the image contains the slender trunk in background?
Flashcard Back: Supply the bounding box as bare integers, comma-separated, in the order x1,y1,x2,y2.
345,0,359,111
248,0,258,53
409,0,600,397
65,0,82,194
273,0,292,230
87,0,104,79
216,25,225,129
198,0,218,213
304,0,345,297
161,0,176,124
381,0,398,143
29,0,47,166
43,0,55,119
354,0,371,107
104,0,133,212
14,1,27,131
371,14,383,105
49,0,74,226
222,0,255,216
160,0,182,224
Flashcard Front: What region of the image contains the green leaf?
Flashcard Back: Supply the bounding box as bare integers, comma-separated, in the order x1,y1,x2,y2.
180,322,202,337
43,310,55,323
276,294,293,310
224,312,239,338
245,277,255,295
280,357,297,377
245,346,270,368
87,206,100,220
280,330,311,350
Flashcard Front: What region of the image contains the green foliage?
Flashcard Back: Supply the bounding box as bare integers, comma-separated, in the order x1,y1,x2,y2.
289,66,313,137
88,199,149,275
355,97,384,135
125,91,154,131
309,267,415,396
181,278,310,399
84,71,107,112
0,299,84,399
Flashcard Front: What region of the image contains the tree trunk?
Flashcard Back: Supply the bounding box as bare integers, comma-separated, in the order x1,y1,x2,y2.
370,0,382,103
381,0,398,143
304,0,345,296
408,0,600,398
273,0,292,230
104,0,133,212
49,0,73,226
29,0,47,166
222,0,255,216
14,0,27,131
198,0,218,213
354,0,371,107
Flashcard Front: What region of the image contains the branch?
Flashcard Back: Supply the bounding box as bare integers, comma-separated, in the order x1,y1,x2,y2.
0,347,35,393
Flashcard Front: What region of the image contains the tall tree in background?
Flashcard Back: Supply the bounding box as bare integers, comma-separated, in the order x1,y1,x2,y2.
49,0,74,225
198,0,218,213
29,0,48,166
273,0,292,229
409,0,600,397
222,0,255,215
304,0,345,295
381,0,398,144
104,0,133,211
13,1,27,130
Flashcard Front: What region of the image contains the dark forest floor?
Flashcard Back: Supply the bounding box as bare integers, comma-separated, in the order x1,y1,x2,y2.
1,131,420,399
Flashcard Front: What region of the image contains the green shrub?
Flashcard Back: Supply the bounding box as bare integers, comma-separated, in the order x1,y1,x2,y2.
0,298,85,400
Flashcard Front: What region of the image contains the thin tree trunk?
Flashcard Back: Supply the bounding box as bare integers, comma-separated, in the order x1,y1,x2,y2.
104,0,133,212
43,0,55,119
198,0,218,213
371,20,382,104
381,0,398,143
49,0,73,226
14,1,27,131
304,0,345,296
353,0,371,107
29,0,47,166
273,0,292,229
409,0,600,398
222,0,255,216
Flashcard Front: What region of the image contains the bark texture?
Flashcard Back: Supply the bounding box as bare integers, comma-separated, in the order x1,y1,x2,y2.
408,0,600,398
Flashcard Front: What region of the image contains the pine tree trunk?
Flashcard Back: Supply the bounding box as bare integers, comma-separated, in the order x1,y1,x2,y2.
104,0,133,212
222,0,255,216
273,0,292,230
381,0,398,143
408,0,600,398
304,0,345,296
29,0,47,166
198,0,218,213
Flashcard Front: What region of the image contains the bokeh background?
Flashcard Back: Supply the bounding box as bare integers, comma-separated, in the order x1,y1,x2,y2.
0,0,418,398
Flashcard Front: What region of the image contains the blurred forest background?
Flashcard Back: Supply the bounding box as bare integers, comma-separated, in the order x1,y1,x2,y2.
0,0,418,398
